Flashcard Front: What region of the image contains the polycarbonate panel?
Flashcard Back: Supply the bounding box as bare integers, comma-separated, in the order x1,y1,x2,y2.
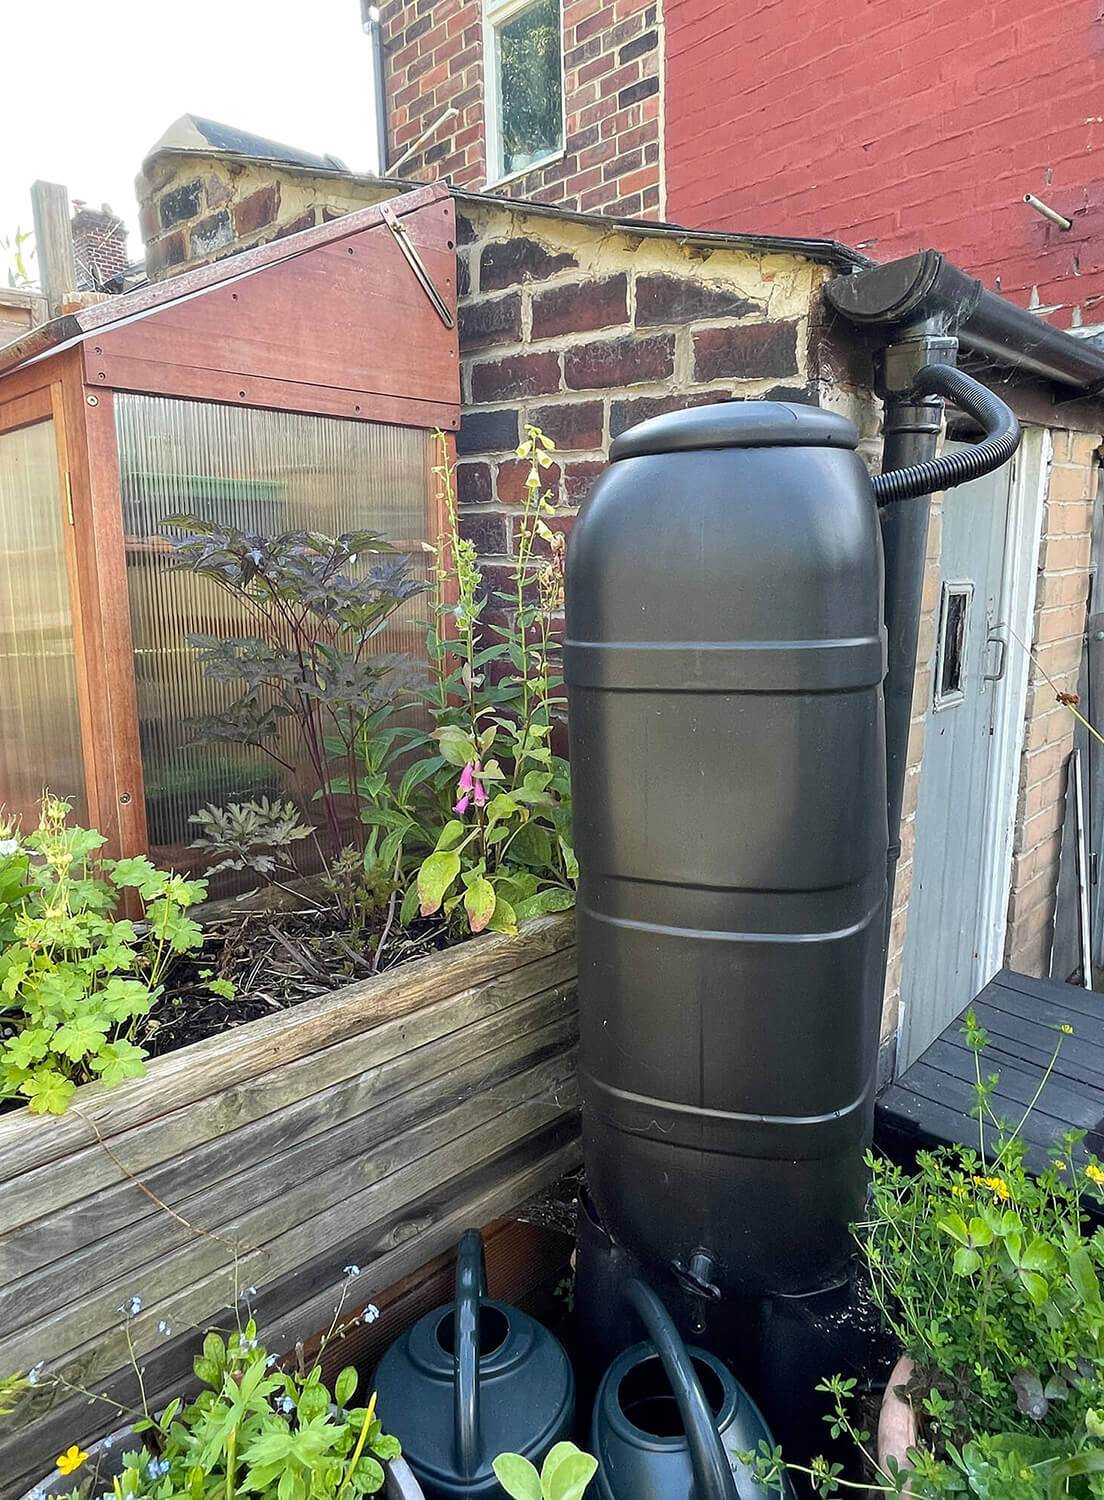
0,417,87,828
114,395,434,868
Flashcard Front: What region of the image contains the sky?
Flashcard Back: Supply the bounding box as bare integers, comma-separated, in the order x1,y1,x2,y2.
0,0,380,278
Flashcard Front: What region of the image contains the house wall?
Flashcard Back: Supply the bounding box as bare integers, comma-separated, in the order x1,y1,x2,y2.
664,0,1104,332
380,0,664,218
136,154,400,279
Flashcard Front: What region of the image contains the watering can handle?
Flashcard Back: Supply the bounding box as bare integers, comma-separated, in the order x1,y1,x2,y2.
623,1279,739,1500
453,1229,487,1477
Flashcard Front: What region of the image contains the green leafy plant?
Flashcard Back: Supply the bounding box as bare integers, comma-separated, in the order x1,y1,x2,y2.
493,1441,597,1500
166,522,424,857
189,798,316,885
1,226,35,289
359,426,576,938
743,1015,1104,1497
24,1314,398,1500
0,798,208,1114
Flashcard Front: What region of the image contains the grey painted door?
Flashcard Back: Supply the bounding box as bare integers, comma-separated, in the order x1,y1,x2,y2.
898,452,1016,1068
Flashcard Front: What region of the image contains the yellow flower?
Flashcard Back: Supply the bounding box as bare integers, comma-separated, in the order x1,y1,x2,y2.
1086,1163,1104,1187
56,1445,88,1476
974,1175,1011,1201
951,1184,970,1199
1060,1023,1075,1035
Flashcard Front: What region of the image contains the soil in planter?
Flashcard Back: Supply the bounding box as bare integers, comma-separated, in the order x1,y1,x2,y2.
140,903,449,1059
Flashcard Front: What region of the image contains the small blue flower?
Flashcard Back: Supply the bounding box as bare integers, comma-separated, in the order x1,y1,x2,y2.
27,1362,44,1386
278,1395,296,1414
158,1320,172,1336
118,1295,143,1317
239,1285,257,1301
343,1264,362,1278
363,1304,380,1325
147,1458,170,1479
266,1354,279,1369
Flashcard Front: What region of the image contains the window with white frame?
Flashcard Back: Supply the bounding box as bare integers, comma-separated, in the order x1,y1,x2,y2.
484,0,564,184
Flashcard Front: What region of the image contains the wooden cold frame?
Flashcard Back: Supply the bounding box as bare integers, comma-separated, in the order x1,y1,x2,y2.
0,183,461,859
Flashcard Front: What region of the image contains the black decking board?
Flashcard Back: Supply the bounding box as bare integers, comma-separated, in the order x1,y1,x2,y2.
875,968,1104,1179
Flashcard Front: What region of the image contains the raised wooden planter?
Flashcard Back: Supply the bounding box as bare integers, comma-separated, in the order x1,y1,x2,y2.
0,913,579,1497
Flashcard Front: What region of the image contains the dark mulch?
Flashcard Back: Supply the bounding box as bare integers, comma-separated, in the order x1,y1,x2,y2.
518,1166,584,1236
140,903,449,1059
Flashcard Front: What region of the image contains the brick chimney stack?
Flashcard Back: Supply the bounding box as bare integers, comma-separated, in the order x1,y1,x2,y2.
70,201,128,290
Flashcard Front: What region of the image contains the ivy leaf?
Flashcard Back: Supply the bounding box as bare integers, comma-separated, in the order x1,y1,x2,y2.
20,1069,76,1115
464,877,497,934
417,851,461,916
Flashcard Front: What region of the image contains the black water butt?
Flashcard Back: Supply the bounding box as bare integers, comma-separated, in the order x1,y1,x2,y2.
565,401,888,1307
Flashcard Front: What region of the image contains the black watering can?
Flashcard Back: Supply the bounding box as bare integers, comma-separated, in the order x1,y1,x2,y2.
591,1280,783,1500
373,1229,575,1499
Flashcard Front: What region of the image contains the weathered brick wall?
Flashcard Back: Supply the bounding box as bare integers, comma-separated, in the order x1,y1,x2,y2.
137,155,399,278
1008,430,1101,972
452,197,847,559
382,0,663,218
665,0,1104,331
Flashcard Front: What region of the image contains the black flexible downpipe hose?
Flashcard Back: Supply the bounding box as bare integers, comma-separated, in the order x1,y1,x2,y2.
872,363,1021,503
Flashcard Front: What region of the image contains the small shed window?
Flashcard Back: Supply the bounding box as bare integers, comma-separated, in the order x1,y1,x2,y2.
116,395,434,867
0,417,88,826
485,0,564,183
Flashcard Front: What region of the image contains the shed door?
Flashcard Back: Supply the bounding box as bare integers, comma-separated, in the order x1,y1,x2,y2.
898,449,1019,1068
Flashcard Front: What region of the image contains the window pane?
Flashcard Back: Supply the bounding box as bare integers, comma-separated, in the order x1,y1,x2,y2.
497,0,562,177
115,396,433,873
0,418,87,828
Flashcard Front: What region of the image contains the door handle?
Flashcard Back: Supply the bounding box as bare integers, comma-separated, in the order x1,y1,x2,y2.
983,622,1009,683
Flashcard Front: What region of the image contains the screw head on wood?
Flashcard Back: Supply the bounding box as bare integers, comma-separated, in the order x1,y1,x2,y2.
86,394,99,406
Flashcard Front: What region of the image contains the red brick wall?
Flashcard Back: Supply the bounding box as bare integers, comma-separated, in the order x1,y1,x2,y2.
382,0,663,218
665,0,1104,330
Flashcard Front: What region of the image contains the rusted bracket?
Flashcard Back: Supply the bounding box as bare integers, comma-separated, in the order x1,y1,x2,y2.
380,200,455,329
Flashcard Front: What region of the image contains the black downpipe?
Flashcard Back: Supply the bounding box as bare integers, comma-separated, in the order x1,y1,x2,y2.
878,363,1022,953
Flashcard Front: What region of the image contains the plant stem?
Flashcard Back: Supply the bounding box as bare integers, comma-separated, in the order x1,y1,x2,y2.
225,1425,237,1500
337,1391,378,1499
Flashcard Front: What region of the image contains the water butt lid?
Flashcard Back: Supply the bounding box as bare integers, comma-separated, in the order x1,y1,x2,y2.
609,400,860,461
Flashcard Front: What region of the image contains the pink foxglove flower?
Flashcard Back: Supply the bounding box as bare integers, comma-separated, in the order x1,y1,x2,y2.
454,760,475,815
454,759,488,815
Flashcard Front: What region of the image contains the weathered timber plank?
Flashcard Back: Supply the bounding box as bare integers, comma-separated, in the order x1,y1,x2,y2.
0,945,576,1231
0,1053,579,1379
0,1127,582,1498
2,1006,577,1332
0,982,576,1277
0,915,575,1180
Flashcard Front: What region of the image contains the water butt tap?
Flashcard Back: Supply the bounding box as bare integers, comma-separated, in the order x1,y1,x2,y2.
672,1248,721,1335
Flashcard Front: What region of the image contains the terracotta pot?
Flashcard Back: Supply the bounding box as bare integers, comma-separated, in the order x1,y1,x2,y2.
877,1354,918,1485
19,1426,425,1500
